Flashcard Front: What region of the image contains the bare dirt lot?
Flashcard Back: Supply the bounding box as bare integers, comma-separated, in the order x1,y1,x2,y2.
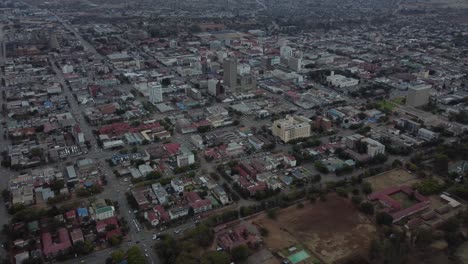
250,194,376,264
365,169,419,191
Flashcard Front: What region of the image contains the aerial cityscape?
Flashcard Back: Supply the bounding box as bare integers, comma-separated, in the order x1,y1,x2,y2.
0,0,467,263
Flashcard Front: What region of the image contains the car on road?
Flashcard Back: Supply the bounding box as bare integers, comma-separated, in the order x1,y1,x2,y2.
174,229,182,234
145,254,149,257
128,210,131,214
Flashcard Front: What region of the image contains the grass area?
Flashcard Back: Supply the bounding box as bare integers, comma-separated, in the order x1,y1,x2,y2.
378,97,405,111
390,192,418,209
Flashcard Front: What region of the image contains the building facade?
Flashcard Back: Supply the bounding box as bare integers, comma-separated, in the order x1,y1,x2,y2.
406,84,432,107
272,115,311,143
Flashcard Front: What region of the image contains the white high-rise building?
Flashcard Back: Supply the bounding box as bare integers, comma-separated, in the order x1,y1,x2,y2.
208,79,218,96
149,82,163,104
280,46,293,58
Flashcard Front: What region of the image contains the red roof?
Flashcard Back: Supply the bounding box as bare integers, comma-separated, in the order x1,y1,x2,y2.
70,228,84,243
99,122,161,137
217,224,260,250
96,216,119,233
185,191,212,209
42,228,72,256
99,104,117,115
163,143,181,156
154,205,170,222
65,210,76,220
368,185,431,223
247,182,267,195
106,228,122,240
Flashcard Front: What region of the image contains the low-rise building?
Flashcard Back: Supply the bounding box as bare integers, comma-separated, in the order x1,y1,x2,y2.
151,183,169,205
168,206,189,220
185,191,212,214
418,128,439,141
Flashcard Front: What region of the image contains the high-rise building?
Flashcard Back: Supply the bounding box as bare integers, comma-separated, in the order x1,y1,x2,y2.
49,30,60,50
223,58,256,93
208,79,218,96
149,82,163,104
223,58,237,89
0,25,6,66
406,84,432,107
280,46,292,58
272,115,311,143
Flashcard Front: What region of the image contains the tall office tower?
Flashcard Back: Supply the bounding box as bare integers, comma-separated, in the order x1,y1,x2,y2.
0,25,6,66
49,30,60,50
208,79,218,96
406,84,432,107
223,58,237,89
149,82,163,104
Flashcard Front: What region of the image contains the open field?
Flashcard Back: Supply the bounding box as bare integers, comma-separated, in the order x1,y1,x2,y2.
390,192,418,209
365,169,419,191
378,98,403,111
250,194,376,264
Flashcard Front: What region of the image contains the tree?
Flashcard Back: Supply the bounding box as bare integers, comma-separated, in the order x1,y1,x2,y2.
441,217,460,233
111,250,125,263
187,224,214,247
413,178,443,195
105,224,117,232
267,209,277,220
336,187,348,197
351,195,362,205
50,179,65,193
127,246,146,264
434,154,449,176
231,244,250,262
414,228,432,248
108,235,123,246
259,227,269,237
369,239,381,260
161,78,171,87
359,202,374,215
376,212,393,226
200,251,230,264
146,171,162,180
361,182,373,195
392,159,403,168
189,25,202,33
30,148,43,157
314,161,329,174
74,241,94,255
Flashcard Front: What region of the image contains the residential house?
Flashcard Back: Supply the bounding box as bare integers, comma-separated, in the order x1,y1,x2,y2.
171,178,185,193
151,183,169,205
42,228,72,258
185,191,212,214
168,206,190,220
212,185,230,205
70,229,84,245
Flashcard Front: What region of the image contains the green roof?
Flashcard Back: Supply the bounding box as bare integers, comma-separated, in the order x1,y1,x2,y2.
96,206,114,214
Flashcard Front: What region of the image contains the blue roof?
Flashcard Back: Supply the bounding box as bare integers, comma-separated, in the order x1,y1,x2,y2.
77,207,88,217
176,102,186,110
44,101,53,108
